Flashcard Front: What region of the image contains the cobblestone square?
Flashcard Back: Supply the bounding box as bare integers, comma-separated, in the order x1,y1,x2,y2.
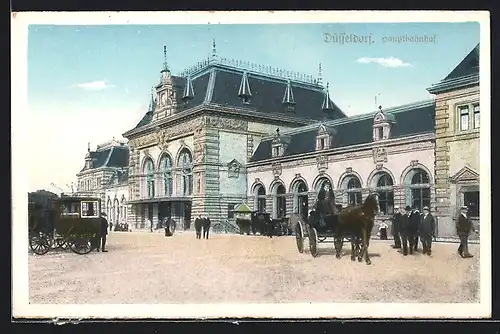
28,232,480,304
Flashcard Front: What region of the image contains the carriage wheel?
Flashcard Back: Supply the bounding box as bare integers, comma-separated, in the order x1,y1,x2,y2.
308,227,319,258
29,232,52,255
68,234,93,255
295,222,304,253
213,224,223,234
55,238,68,250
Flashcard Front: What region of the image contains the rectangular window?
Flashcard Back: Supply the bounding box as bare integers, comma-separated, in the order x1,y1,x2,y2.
228,203,236,219
61,201,81,216
459,106,470,131
473,104,480,129
320,138,325,149
81,201,99,218
463,191,479,217
272,147,280,157
378,127,384,140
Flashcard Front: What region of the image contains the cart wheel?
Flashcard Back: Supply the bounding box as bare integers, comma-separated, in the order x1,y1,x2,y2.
212,224,223,234
29,232,52,255
54,237,68,250
308,227,318,258
295,222,304,253
68,235,93,255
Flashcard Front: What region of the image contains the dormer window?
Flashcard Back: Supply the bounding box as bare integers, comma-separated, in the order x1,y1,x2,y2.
272,145,282,157
372,105,395,142
316,124,335,151
271,128,291,158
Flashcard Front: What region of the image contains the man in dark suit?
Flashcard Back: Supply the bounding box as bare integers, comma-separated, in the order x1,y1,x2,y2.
419,206,435,256
98,212,109,252
399,206,411,256
410,208,421,252
456,205,475,258
391,205,402,249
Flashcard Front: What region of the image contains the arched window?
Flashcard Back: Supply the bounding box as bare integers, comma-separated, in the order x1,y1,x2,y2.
373,172,394,215
404,168,431,211
143,159,155,198
161,155,173,196
255,184,266,213
346,177,362,206
292,180,309,219
315,177,332,193
178,149,193,196
274,183,287,218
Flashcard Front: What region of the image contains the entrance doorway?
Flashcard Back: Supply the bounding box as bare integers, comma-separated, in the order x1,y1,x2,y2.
147,203,154,230
183,202,192,230
158,202,172,228
298,195,309,220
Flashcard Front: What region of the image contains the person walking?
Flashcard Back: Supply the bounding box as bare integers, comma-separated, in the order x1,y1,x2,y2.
391,206,402,249
99,212,109,252
456,205,476,258
419,206,435,256
399,206,411,256
410,208,421,252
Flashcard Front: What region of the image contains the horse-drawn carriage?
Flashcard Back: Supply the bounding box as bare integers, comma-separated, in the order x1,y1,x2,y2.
28,195,102,255
291,185,379,265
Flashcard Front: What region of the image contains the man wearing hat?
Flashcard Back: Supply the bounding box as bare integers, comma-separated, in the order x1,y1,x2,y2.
456,205,475,258
419,206,435,256
391,205,402,249
399,206,411,255
98,212,109,252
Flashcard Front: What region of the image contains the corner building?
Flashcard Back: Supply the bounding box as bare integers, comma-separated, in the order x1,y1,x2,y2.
427,44,480,238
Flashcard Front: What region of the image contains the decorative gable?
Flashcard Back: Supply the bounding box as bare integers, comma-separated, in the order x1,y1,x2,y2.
271,128,291,158
227,159,242,178
316,124,337,151
373,105,396,141
450,166,479,183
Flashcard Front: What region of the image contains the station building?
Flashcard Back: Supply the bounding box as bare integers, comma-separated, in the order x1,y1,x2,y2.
75,43,480,238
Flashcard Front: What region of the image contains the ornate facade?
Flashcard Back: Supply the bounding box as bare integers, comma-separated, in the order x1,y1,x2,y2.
246,101,436,234
75,43,480,238
118,43,346,229
427,43,480,238
76,139,130,227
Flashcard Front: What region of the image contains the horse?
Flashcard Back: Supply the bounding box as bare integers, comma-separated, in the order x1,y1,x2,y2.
202,217,211,239
333,193,379,265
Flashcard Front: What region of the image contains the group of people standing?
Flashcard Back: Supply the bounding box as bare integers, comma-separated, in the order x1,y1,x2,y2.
391,205,435,256
391,205,477,258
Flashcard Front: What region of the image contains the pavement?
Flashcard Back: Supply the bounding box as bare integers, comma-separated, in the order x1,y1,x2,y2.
28,232,480,304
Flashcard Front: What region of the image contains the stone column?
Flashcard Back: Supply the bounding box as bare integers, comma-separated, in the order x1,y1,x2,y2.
434,100,452,237
285,193,294,216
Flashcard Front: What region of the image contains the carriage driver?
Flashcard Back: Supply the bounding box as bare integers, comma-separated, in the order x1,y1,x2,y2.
320,183,339,216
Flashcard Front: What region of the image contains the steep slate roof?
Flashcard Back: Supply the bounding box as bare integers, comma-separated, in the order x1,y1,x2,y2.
106,169,129,186
427,43,479,94
80,145,129,172
444,44,479,80
129,62,346,132
250,100,435,162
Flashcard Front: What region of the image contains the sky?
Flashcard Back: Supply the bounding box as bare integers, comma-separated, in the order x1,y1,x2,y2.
26,22,480,192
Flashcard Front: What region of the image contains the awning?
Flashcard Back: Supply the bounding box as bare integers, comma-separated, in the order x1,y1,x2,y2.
232,203,253,213
128,197,192,204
